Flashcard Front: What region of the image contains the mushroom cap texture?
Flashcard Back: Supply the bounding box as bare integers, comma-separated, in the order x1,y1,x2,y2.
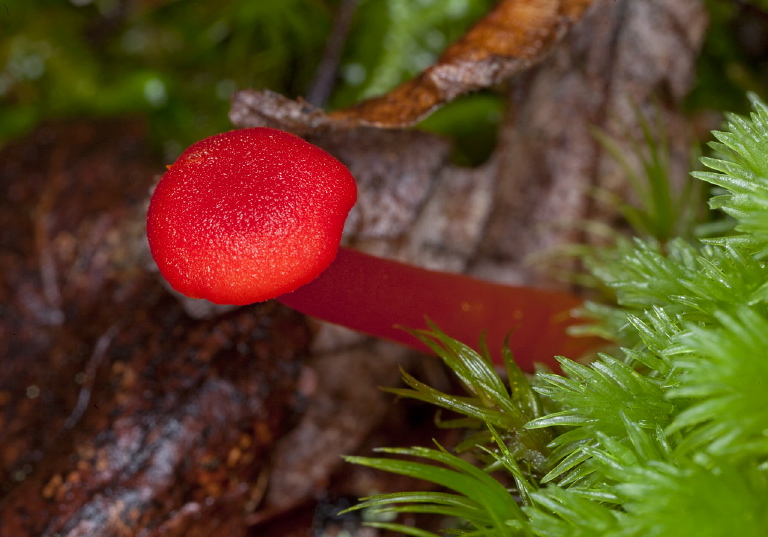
147,128,357,305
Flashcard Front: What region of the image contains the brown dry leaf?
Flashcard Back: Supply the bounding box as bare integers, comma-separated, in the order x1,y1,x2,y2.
328,0,594,127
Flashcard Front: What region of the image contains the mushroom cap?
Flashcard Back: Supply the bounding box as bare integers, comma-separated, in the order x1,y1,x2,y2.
147,128,357,305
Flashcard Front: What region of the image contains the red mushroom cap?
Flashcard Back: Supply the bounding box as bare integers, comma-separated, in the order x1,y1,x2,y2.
147,128,357,305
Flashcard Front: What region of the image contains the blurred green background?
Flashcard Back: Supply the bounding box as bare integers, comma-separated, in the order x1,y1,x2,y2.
2,0,768,161
0,0,496,161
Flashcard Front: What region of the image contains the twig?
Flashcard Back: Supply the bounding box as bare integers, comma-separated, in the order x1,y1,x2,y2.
306,0,358,107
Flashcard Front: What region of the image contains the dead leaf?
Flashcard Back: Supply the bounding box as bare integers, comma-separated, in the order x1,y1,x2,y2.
328,0,594,127
231,0,595,131
0,121,310,536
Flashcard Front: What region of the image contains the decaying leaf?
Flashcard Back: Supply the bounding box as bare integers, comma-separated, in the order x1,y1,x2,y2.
329,0,594,127
0,121,310,536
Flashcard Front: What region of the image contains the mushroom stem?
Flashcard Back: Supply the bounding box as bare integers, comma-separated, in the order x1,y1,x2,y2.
277,247,601,370
147,127,602,371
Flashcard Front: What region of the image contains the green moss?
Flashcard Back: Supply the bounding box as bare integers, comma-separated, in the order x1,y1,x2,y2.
345,95,768,536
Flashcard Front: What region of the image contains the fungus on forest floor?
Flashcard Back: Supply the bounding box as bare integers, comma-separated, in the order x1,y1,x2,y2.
147,128,601,370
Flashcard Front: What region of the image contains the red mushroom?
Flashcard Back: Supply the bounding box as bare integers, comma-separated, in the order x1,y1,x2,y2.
147,128,600,370
147,128,355,305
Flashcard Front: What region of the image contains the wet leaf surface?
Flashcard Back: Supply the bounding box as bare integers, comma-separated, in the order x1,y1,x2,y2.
0,121,311,536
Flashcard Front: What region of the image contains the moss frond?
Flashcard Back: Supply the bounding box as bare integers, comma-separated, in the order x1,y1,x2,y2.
526,486,622,537
613,456,768,537
525,354,675,486
668,307,768,458
344,443,530,536
591,102,704,243
344,95,768,536
692,92,768,258
388,325,555,471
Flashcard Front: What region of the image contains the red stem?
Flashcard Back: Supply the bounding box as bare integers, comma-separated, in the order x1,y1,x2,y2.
277,247,602,371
